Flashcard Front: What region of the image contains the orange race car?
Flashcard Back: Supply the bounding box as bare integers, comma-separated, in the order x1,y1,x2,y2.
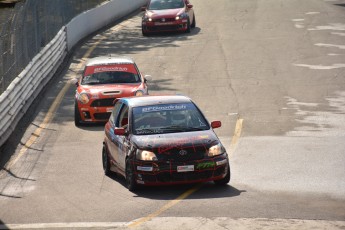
74,55,150,126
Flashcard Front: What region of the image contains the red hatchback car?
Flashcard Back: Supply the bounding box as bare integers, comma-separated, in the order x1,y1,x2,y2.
141,0,196,35
74,56,149,126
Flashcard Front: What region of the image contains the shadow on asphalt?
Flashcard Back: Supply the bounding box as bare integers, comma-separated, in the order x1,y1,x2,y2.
107,172,245,200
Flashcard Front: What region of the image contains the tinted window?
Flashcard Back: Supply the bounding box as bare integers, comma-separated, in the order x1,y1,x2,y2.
148,0,185,10
81,71,140,85
110,101,123,125
132,103,209,135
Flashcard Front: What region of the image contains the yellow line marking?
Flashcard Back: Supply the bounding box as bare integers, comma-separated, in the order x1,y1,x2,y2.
0,19,130,177
128,183,203,228
128,118,244,228
1,82,72,176
229,118,243,154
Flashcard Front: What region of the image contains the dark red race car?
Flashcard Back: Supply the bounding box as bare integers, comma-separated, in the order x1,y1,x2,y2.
141,0,196,36
102,95,230,191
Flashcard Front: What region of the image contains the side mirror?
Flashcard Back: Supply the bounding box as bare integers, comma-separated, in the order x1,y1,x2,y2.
211,121,221,129
141,6,147,11
187,4,193,9
144,75,152,82
114,127,126,136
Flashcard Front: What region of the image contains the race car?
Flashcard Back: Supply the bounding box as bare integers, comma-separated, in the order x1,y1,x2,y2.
141,0,196,36
102,95,230,191
74,55,150,126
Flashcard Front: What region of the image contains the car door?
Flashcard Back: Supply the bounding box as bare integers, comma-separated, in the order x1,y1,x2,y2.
114,103,130,172
107,101,124,168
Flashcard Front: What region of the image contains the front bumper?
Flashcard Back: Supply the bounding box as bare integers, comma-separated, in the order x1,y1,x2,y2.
132,154,229,185
142,19,188,33
78,105,113,123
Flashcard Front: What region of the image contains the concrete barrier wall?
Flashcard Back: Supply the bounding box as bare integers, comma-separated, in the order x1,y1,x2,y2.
0,0,147,147
66,0,147,51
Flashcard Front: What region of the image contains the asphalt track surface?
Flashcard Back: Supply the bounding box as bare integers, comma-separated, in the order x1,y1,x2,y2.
0,0,345,229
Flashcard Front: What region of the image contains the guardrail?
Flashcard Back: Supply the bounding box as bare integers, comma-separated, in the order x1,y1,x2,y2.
0,28,67,147
0,0,147,147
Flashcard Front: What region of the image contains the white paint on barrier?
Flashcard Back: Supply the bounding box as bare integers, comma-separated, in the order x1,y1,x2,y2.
306,12,320,15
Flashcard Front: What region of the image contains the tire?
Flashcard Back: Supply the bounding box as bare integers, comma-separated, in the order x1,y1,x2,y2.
74,100,82,126
142,28,148,36
191,14,196,28
102,145,111,176
126,159,138,191
214,164,230,185
185,18,191,33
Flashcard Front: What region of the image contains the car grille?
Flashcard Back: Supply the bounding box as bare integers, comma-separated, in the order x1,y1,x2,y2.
147,25,181,31
153,18,175,22
139,166,226,183
93,112,111,120
90,98,115,107
157,146,206,161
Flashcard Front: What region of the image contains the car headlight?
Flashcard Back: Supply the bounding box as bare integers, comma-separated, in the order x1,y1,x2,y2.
143,15,152,22
77,92,90,104
208,143,225,157
135,90,144,96
176,13,188,20
136,150,158,161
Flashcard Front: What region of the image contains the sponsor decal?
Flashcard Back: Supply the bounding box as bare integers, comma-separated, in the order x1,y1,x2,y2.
177,165,194,172
196,162,216,170
94,66,128,73
216,159,227,166
142,104,187,113
137,166,153,172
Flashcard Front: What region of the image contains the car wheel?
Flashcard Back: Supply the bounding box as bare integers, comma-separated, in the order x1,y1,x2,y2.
214,164,231,185
142,28,148,36
126,159,138,191
74,100,82,126
102,145,111,176
186,18,191,33
191,14,196,28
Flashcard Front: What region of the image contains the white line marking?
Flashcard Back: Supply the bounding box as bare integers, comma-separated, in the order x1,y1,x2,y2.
0,222,128,229
293,63,345,70
331,32,345,36
315,43,345,49
308,23,345,31
295,24,305,29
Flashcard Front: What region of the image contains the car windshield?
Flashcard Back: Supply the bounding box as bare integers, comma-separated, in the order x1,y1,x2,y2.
132,103,210,135
81,71,140,85
148,0,185,10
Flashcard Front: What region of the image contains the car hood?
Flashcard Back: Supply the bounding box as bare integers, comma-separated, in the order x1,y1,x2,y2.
78,83,141,95
147,8,185,18
131,130,220,153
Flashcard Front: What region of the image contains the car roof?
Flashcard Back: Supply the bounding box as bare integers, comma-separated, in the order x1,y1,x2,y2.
121,95,193,107
85,55,134,67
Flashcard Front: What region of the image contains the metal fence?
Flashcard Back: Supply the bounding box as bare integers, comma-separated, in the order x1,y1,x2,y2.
0,0,108,95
